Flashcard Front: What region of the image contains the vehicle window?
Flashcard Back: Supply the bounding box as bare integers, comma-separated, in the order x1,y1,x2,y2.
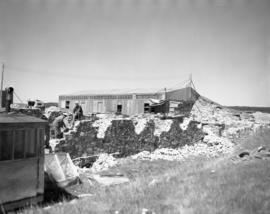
0,130,13,161
65,101,70,109
144,103,150,113
14,130,25,159
25,129,37,158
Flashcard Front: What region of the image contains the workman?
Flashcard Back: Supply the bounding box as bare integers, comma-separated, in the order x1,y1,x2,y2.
52,113,68,139
73,101,83,121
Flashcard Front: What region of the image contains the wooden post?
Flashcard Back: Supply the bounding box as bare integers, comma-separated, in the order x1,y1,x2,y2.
164,87,167,116
0,63,4,108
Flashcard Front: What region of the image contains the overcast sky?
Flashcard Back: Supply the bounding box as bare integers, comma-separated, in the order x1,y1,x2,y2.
0,0,269,106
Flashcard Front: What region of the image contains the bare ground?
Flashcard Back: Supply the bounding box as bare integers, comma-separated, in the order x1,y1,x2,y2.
21,128,270,214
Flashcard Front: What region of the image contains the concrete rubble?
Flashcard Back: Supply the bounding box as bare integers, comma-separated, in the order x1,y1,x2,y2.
44,106,62,123
132,115,150,135
153,118,173,137
234,146,270,162
191,97,270,141
91,153,118,172
90,174,130,186
131,140,234,161
130,97,270,161
179,117,192,131
92,115,113,138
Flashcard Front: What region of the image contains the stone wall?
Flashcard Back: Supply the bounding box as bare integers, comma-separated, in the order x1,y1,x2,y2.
55,117,205,159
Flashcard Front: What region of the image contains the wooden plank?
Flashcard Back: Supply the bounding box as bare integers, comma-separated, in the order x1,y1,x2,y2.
0,114,48,124
0,123,47,129
0,158,38,204
11,130,15,160
2,194,43,212
37,129,44,194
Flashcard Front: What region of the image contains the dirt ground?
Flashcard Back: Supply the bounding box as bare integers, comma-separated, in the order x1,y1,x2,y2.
20,128,270,214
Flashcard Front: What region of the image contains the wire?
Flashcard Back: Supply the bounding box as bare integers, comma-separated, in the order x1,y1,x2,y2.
166,79,190,92
150,74,192,97
14,91,24,103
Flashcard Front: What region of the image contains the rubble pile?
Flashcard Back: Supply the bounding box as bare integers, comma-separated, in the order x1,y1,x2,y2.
44,106,62,123
131,97,270,161
190,97,270,146
92,115,113,138
236,146,270,161
132,139,234,161
179,117,192,130
132,116,150,135
153,118,173,136
91,153,118,172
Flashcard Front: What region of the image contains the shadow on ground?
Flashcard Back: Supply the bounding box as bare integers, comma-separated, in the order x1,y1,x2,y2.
41,172,78,205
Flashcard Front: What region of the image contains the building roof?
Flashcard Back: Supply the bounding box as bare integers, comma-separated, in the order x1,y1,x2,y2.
0,112,47,124
61,88,162,96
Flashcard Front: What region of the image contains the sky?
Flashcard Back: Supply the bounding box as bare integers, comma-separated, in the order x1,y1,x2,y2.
0,0,269,106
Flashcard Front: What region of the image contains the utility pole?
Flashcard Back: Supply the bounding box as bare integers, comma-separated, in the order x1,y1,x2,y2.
0,63,4,108
164,87,167,116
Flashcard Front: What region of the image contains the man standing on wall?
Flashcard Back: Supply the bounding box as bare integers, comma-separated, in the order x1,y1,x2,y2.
73,101,83,121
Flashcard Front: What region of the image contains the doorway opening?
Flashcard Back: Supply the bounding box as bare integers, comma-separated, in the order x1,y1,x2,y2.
144,103,150,113
117,105,122,114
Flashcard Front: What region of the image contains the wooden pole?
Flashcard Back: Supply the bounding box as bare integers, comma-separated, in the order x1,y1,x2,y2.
0,63,4,108
164,87,167,116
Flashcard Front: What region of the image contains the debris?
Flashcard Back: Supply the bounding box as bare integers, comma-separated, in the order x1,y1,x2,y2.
132,140,234,161
239,151,250,158
179,117,192,130
91,153,118,172
44,106,62,123
148,179,159,187
257,146,266,152
78,193,93,198
44,153,79,187
141,208,156,214
132,116,149,134
235,146,270,162
91,174,129,186
153,118,173,136
92,116,113,138
49,139,61,152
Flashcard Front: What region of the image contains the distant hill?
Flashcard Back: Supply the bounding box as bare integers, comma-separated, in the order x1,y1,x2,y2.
227,106,270,114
